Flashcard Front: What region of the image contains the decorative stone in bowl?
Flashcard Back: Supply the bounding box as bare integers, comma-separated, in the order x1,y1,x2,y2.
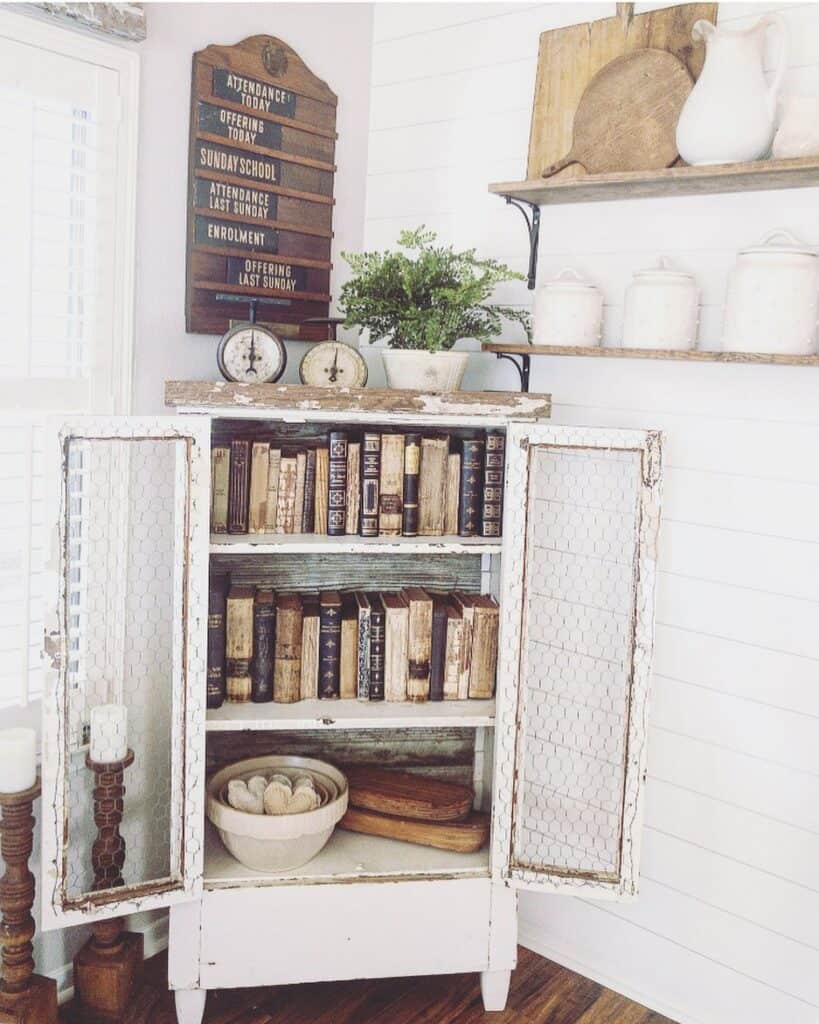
206,756,348,873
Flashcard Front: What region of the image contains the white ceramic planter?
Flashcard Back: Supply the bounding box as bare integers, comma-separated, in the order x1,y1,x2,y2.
382,349,469,392
533,268,603,348
722,230,819,355
622,258,699,351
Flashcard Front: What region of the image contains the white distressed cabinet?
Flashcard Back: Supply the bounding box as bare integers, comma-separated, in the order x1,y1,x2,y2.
40,384,662,1024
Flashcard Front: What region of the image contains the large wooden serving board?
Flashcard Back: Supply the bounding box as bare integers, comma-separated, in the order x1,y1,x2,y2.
186,35,337,339
339,807,490,853
527,2,718,181
345,767,474,822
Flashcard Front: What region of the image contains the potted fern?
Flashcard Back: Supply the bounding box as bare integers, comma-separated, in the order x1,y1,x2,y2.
340,228,530,392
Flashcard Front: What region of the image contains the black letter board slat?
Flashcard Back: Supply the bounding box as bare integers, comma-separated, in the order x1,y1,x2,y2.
187,35,337,336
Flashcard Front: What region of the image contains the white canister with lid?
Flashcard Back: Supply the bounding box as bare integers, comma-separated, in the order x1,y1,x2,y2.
722,230,819,355
533,268,603,348
622,258,699,351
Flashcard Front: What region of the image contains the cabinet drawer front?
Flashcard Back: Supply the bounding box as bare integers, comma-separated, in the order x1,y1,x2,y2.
200,878,491,987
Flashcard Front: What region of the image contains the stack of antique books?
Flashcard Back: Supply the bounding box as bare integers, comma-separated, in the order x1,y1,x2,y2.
210,428,506,538
207,578,499,709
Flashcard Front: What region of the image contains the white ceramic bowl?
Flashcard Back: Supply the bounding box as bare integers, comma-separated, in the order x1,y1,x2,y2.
206,756,348,873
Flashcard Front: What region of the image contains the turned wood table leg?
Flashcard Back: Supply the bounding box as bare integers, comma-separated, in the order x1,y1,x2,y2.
69,750,160,1024
0,779,58,1024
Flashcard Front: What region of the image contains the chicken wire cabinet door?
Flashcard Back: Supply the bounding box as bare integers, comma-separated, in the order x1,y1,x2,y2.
492,423,662,899
41,417,210,930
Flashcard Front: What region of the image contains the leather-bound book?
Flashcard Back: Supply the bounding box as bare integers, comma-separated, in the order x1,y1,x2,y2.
481,430,506,538
368,593,385,701
301,449,317,534
418,436,449,536
250,589,275,702
210,446,230,534
404,587,432,702
469,595,500,699
300,596,320,700
354,591,371,700
360,432,381,537
401,433,421,536
339,593,359,699
328,431,348,537
345,442,361,535
318,591,343,699
450,591,476,700
206,573,229,708
314,447,329,534
378,434,405,536
248,441,270,534
443,602,465,700
444,453,461,535
225,585,254,702
275,454,298,534
429,598,450,701
382,591,408,702
227,439,250,534
274,593,303,703
458,438,485,536
264,448,281,532
294,451,307,534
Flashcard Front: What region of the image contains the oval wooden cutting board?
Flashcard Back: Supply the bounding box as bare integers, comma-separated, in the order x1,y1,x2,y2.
345,766,474,822
339,806,490,854
541,48,693,178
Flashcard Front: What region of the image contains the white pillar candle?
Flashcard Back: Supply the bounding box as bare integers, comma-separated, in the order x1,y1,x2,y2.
89,704,128,763
0,728,37,794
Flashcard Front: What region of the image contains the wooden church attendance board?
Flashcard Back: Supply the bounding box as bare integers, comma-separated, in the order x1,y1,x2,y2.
186,35,336,339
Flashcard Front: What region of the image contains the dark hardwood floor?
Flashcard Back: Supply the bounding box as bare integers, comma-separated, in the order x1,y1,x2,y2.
60,947,677,1023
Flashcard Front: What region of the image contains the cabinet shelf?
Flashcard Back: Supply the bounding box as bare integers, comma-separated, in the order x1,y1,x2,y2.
483,342,819,368
206,697,496,731
210,533,503,555
489,156,819,207
203,821,490,888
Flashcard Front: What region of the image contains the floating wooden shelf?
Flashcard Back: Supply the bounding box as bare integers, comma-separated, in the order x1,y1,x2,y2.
206,697,496,731
483,343,819,367
489,156,819,206
210,534,502,555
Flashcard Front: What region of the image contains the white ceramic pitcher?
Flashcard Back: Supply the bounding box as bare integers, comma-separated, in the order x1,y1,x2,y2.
676,15,788,165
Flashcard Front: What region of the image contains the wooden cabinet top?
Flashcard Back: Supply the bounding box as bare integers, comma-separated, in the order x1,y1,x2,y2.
165,381,552,421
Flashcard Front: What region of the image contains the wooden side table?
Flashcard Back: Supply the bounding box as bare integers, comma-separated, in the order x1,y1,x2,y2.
0,778,58,1024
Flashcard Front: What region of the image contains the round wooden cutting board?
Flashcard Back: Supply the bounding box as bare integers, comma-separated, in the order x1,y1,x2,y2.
541,48,693,178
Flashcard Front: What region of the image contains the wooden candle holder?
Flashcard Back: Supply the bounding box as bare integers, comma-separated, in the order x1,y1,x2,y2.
0,778,58,1024
69,750,160,1024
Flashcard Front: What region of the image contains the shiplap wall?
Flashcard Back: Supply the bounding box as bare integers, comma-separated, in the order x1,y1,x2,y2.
365,4,819,1023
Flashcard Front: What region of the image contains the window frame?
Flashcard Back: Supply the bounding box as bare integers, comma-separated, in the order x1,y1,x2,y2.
0,7,139,416
0,10,139,714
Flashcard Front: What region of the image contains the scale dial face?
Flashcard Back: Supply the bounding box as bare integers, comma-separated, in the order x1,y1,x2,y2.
216,323,287,384
299,341,368,388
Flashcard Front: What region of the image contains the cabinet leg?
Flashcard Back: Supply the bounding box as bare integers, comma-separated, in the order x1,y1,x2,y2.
174,988,206,1024
481,969,511,1011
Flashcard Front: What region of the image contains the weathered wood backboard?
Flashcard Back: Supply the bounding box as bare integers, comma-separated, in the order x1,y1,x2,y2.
526,2,718,181
186,36,336,340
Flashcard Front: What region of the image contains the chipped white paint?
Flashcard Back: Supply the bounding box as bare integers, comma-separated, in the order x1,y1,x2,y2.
491,423,662,899
40,416,210,930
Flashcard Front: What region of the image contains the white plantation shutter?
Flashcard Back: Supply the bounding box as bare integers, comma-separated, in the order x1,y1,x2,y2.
0,13,137,709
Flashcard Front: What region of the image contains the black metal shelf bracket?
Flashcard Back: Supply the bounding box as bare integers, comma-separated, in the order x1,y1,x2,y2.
504,195,540,291
494,351,531,393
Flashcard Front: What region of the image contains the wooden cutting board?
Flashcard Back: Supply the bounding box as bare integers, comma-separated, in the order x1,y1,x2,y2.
339,806,490,853
541,49,692,179
345,766,474,822
527,1,719,180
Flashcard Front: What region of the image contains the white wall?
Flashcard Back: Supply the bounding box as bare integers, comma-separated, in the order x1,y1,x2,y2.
133,2,374,413
365,4,819,1023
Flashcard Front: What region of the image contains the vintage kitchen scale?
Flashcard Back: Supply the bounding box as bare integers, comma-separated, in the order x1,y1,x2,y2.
215,294,368,387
